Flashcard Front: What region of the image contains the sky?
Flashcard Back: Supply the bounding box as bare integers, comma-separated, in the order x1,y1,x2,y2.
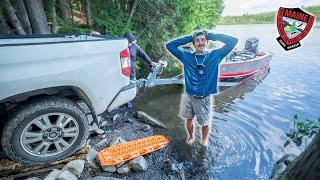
222,0,320,16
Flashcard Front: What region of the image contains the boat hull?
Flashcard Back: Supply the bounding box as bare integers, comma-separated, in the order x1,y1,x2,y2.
219,52,273,79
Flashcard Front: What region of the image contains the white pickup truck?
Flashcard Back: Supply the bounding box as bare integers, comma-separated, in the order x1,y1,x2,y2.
0,34,137,165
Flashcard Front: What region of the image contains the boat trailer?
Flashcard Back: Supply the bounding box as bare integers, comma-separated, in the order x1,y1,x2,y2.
135,60,242,89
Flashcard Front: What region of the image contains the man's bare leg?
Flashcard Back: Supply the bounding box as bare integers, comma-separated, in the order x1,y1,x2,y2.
200,125,210,146
185,119,194,143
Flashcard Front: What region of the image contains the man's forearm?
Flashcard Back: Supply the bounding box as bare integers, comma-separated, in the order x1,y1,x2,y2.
135,44,152,64
139,50,152,64
166,35,193,58
207,33,238,47
208,33,238,46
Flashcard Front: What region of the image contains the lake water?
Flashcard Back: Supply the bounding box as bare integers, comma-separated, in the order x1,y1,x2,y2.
133,24,320,179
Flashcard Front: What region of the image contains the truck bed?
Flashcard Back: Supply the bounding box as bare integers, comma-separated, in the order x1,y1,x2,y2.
0,34,121,46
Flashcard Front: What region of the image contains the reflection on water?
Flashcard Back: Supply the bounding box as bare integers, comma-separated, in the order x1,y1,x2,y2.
133,24,320,179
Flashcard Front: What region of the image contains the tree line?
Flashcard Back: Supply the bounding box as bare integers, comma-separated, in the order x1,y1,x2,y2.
218,5,320,25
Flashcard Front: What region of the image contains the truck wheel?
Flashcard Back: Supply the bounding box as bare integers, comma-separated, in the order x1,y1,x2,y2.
1,96,89,165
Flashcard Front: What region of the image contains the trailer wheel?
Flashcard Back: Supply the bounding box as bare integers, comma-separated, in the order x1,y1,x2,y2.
1,96,89,165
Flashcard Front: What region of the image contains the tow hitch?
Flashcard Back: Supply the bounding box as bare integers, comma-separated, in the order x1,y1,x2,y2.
134,61,184,88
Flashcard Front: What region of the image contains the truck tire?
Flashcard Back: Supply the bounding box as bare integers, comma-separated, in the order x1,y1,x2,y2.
1,96,89,165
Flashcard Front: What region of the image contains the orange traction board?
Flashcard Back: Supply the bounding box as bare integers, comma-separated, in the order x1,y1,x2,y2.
98,135,170,166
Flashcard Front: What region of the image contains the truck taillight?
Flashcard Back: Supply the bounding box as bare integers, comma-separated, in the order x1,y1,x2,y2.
120,48,131,77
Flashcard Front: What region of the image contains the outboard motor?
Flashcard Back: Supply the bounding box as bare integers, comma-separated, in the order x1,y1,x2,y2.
245,37,259,53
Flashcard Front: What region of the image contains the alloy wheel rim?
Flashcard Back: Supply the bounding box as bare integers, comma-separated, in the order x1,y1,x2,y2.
20,112,79,157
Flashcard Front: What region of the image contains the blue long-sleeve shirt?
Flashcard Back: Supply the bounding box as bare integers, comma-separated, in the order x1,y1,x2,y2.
166,33,238,96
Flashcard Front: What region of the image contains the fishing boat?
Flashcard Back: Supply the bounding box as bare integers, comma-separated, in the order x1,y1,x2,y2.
219,51,273,80
219,37,273,81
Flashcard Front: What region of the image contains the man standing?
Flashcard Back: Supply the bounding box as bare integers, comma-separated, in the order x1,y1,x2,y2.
166,31,238,146
123,32,157,80
123,32,157,108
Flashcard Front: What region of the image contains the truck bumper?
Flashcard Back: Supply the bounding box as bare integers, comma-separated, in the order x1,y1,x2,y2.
107,81,137,111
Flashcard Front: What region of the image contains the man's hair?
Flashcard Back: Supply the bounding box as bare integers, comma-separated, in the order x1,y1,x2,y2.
123,32,136,43
192,31,208,44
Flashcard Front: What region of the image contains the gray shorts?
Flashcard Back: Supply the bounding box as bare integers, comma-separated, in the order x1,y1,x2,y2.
180,93,212,126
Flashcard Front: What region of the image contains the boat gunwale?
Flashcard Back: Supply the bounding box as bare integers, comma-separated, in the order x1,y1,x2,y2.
221,52,274,66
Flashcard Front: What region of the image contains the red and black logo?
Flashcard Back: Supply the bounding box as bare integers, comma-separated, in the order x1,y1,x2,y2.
276,7,315,51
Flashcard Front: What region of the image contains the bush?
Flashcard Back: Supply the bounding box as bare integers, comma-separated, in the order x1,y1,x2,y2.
287,114,320,146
